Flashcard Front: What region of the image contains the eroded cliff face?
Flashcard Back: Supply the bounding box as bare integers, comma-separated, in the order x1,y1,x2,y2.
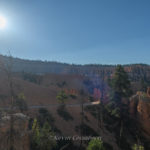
129,91,150,139
0,113,30,150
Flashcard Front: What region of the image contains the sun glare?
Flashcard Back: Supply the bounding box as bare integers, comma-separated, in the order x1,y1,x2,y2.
0,15,6,29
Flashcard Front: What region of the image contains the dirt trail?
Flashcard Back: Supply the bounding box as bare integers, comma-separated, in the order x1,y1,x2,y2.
0,101,100,110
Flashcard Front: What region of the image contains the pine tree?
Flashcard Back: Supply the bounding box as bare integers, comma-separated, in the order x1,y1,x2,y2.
87,139,105,150
31,119,41,150
56,90,68,104
108,65,132,117
31,119,56,150
110,65,132,103
108,65,132,146
132,144,144,150
39,121,56,150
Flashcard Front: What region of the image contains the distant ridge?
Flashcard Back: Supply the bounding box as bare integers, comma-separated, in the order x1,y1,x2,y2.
0,55,150,81
0,54,115,74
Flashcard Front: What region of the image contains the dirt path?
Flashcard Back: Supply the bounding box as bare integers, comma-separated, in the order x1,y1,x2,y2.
0,101,100,110
28,101,100,109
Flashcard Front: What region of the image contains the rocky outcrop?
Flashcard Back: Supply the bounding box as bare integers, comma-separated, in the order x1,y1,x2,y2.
147,87,150,97
0,113,30,150
129,91,150,138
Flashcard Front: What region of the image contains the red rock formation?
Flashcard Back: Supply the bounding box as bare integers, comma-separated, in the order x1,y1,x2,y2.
147,87,150,97
129,92,150,139
93,88,101,100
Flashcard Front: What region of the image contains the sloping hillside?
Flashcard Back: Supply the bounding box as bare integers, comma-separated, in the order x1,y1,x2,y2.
0,72,90,106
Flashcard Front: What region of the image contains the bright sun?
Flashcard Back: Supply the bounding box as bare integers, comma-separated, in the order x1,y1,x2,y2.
0,16,6,29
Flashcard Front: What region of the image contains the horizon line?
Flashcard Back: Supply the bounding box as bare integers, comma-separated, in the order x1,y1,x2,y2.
0,54,149,67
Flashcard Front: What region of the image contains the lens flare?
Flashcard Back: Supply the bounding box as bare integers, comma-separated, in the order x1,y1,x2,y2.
0,16,6,29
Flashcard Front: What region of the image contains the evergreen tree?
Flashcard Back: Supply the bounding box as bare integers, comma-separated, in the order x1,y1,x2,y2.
31,119,41,150
110,65,132,103
108,65,132,147
39,122,56,150
87,139,105,150
132,144,144,150
31,119,56,150
108,65,132,118
56,90,68,104
140,78,148,92
15,92,28,112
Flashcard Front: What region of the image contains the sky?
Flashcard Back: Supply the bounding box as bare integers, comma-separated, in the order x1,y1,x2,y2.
0,0,150,65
